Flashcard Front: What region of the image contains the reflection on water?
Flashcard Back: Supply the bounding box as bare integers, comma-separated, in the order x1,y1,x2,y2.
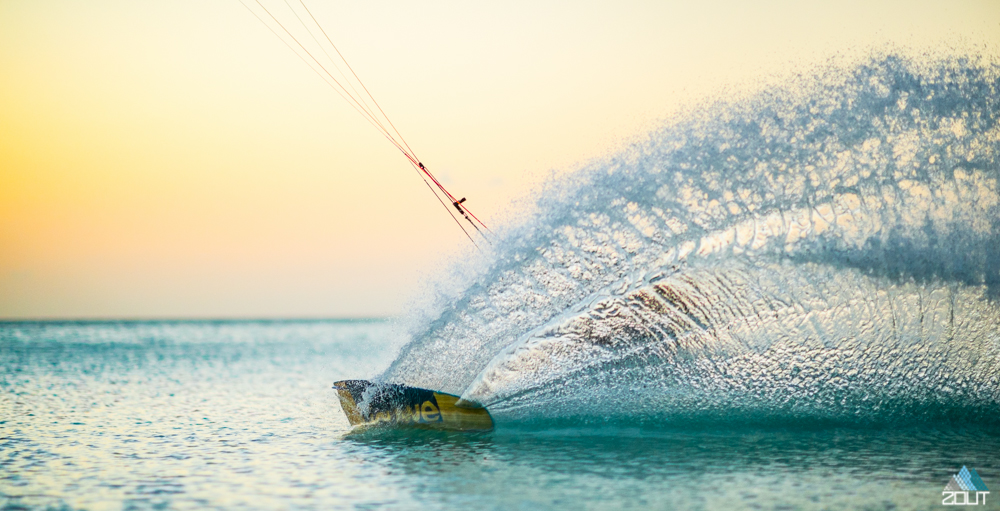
2,321,997,510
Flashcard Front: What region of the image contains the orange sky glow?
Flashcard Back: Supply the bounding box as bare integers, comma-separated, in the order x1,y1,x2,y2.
2,0,997,318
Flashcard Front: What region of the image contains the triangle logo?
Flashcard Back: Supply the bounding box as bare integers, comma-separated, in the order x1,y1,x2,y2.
944,466,991,493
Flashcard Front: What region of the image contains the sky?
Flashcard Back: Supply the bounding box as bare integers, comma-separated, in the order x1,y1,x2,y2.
1,0,998,319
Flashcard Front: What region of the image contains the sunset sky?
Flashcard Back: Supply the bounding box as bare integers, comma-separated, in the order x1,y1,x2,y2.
2,0,998,318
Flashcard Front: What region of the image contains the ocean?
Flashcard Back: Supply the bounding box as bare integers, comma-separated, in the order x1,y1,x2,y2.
4,53,1000,510
1,320,997,511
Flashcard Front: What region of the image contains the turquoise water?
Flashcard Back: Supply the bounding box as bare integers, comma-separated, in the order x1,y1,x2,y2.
1,320,998,510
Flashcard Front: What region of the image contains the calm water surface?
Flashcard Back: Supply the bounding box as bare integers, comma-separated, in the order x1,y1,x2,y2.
1,321,997,510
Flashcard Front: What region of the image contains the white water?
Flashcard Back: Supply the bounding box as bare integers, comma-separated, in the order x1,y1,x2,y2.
382,54,1000,427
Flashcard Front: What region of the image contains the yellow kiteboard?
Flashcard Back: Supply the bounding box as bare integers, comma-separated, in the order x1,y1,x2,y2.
334,380,494,431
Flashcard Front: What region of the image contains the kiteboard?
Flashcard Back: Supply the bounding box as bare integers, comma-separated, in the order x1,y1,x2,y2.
334,380,494,431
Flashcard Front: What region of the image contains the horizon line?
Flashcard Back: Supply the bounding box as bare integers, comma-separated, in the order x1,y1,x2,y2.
0,316,393,324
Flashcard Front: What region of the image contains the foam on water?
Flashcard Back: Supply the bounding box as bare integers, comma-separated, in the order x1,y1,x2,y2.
380,53,1000,426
